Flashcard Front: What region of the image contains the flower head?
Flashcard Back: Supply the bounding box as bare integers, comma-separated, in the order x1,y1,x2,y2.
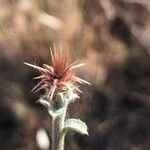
24,48,90,101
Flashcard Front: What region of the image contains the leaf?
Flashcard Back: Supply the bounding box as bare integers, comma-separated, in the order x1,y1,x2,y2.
67,93,80,103
62,119,88,135
70,93,80,101
64,83,80,103
36,99,50,108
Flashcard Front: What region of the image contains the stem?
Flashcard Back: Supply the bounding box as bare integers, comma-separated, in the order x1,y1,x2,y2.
51,116,60,150
58,100,68,150
51,100,68,150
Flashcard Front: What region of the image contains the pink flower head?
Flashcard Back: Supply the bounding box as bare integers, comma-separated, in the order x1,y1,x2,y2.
24,48,90,101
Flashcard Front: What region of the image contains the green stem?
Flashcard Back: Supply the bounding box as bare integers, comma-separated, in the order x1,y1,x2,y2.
51,116,60,150
58,100,68,150
51,100,68,150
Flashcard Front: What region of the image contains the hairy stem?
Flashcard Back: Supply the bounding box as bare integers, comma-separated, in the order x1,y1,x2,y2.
51,116,60,150
57,100,68,150
51,100,68,150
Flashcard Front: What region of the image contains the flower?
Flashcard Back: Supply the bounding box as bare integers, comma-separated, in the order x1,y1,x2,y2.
24,48,90,101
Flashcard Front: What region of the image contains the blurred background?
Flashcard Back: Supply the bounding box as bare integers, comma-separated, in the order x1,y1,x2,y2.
0,0,150,150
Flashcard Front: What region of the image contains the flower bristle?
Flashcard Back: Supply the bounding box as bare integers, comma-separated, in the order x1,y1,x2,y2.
24,47,90,101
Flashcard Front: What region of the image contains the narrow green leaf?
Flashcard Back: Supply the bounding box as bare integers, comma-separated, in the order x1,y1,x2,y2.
62,119,88,135
36,99,50,108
